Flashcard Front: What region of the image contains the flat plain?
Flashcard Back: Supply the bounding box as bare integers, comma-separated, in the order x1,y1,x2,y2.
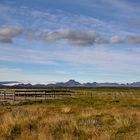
0,87,140,140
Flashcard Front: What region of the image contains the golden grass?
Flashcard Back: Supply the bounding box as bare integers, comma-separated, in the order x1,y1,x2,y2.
0,88,140,140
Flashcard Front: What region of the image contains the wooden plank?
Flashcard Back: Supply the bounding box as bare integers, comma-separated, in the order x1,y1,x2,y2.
0,89,72,102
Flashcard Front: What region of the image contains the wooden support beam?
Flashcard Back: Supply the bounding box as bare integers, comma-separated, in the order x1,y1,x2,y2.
35,92,37,101
4,91,6,101
13,91,15,101
45,91,46,100
25,92,26,100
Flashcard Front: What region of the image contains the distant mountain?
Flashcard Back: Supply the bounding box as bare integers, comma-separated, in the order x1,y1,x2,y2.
83,82,124,87
0,81,21,86
128,82,140,87
47,80,81,87
47,80,140,87
16,83,33,87
83,82,98,87
63,80,81,86
1,80,140,87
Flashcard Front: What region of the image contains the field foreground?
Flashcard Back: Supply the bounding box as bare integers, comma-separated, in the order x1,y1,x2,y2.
0,87,140,140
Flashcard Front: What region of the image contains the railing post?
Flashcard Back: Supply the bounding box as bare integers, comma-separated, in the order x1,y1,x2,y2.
13,91,15,102
45,91,46,100
35,92,37,101
25,92,26,100
4,91,6,101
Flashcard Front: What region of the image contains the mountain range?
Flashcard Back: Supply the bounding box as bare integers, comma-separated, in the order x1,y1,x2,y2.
47,80,140,87
0,80,140,87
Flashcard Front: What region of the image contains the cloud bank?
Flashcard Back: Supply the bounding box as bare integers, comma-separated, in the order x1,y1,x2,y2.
0,26,140,46
41,29,97,46
127,35,140,44
40,29,139,46
0,26,22,43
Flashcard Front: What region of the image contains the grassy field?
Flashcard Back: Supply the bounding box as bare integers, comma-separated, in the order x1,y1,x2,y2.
0,87,140,140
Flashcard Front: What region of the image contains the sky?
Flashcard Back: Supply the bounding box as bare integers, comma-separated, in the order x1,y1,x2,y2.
0,0,140,83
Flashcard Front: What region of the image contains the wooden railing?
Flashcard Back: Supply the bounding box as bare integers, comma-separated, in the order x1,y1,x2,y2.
0,89,72,103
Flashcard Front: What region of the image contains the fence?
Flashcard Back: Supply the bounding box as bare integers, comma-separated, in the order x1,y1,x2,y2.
0,89,72,103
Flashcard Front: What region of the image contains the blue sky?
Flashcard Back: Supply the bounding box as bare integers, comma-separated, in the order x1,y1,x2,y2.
0,0,140,83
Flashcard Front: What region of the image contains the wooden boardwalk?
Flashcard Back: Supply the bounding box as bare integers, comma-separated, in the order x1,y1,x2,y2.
0,89,72,103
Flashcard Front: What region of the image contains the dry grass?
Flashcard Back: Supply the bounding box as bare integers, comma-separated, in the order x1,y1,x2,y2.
0,88,140,140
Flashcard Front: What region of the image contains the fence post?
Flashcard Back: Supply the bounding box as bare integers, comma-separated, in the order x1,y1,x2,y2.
4,91,6,101
25,92,26,100
45,91,46,100
35,92,36,101
13,91,15,102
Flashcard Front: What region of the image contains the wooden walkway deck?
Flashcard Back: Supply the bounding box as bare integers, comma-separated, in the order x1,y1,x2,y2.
0,89,72,103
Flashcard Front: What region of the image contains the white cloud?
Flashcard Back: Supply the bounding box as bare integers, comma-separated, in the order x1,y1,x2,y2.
126,35,140,44
41,29,97,46
0,26,22,43
39,29,140,46
0,44,140,73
